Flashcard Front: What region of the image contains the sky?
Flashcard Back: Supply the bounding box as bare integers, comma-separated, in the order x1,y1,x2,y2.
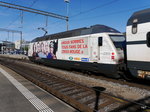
0,0,150,42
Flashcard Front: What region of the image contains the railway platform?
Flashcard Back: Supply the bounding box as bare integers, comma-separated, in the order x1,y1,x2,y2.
0,65,77,112
0,54,29,60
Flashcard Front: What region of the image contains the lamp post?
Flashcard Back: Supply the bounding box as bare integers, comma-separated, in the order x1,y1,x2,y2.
64,0,70,31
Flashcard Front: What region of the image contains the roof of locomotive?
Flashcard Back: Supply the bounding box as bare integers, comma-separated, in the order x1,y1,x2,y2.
31,24,120,42
127,8,150,26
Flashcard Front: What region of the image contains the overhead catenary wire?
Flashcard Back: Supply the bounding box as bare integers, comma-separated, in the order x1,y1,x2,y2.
6,0,39,28
29,0,39,7
70,4,150,21
46,0,122,28
44,0,121,29
0,1,67,20
47,3,150,29
70,0,121,18
5,0,121,32
0,0,14,12
4,0,68,29
4,0,150,34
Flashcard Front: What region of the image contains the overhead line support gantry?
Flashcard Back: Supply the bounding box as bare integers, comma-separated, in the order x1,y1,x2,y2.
0,1,69,30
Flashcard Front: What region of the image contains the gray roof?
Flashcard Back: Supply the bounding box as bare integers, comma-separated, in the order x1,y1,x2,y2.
32,24,120,42
127,8,150,26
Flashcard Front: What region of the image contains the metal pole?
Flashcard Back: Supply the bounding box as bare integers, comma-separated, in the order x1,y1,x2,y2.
20,31,22,52
20,10,23,28
12,32,14,42
92,86,106,112
65,1,69,31
45,16,48,28
66,17,69,31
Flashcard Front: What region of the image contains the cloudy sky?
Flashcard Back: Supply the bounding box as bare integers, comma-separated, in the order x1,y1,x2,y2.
0,0,149,42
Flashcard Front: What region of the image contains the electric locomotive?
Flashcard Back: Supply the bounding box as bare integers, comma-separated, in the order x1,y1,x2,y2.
28,25,125,78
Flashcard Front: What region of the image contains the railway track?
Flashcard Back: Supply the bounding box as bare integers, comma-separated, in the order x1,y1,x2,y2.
0,58,150,112
78,71,150,91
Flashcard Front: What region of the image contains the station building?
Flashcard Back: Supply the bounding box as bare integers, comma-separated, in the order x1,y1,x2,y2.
0,41,15,54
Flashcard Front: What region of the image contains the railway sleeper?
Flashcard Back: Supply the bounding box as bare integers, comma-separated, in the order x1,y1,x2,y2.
98,99,118,110
57,85,75,91
54,84,70,90
66,89,85,96
50,83,64,88
110,96,150,112
55,82,72,91
78,94,95,104
63,89,80,95
83,97,96,106
60,87,76,93
74,92,93,100
46,81,61,86
37,77,48,82
40,79,53,83
44,81,58,85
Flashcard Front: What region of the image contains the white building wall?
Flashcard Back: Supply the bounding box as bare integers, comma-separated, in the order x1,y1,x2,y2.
15,40,21,49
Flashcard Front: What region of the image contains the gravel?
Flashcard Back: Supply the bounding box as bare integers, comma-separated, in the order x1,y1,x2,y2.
21,62,150,101
101,102,121,112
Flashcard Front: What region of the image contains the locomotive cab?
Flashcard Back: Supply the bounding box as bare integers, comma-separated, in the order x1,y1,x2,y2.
87,32,125,78
109,34,125,64
90,33,125,64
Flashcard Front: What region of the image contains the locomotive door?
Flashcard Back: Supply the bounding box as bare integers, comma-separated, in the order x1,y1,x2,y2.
91,37,99,62
98,37,102,60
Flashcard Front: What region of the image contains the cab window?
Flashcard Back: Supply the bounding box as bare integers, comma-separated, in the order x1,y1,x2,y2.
109,35,125,49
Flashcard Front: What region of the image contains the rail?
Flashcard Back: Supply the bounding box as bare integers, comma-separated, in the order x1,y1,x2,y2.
0,58,149,112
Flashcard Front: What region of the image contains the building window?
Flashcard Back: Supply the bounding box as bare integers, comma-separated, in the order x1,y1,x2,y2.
147,32,150,47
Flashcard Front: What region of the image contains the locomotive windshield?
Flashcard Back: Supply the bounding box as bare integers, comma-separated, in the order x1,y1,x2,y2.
110,35,125,42
109,35,125,49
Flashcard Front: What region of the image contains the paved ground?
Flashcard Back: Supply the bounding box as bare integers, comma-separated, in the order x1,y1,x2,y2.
0,65,78,112
0,54,29,60
0,72,38,112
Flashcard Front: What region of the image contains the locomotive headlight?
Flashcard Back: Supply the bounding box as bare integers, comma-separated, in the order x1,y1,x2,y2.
111,52,115,60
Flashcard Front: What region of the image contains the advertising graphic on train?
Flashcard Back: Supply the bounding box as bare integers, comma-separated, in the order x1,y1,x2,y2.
32,39,58,59
61,37,88,55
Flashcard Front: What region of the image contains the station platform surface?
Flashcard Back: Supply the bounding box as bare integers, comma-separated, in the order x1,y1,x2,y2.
0,65,77,112
0,54,29,60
